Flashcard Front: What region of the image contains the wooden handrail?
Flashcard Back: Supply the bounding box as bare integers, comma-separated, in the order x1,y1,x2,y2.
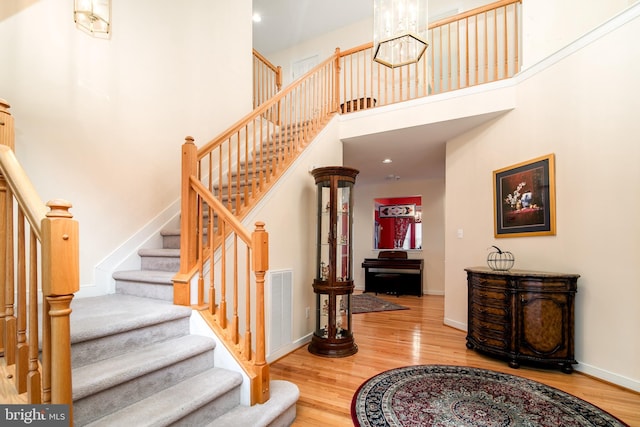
0,146,47,239
1,100,79,415
429,0,520,28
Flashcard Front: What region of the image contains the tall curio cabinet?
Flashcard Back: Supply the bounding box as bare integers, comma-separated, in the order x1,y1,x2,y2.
308,166,359,357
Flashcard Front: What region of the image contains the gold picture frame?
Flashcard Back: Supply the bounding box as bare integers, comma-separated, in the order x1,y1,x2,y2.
493,154,556,238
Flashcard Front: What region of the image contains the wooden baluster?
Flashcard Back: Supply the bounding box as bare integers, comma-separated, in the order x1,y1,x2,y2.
197,198,205,307
15,209,28,393
41,199,78,417
27,230,41,403
4,191,15,366
0,174,7,357
227,137,233,211
219,221,227,329
244,245,252,361
208,206,216,316
232,234,239,345
243,125,249,206
251,221,269,404
41,297,51,404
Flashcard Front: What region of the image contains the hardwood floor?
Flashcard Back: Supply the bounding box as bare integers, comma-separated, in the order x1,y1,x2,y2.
270,293,640,426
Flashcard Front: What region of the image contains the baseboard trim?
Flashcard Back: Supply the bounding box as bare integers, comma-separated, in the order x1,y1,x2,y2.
267,333,312,364
575,362,640,393
444,317,467,332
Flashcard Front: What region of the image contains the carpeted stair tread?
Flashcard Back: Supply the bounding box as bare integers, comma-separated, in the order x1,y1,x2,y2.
207,380,300,427
160,228,180,236
84,367,242,427
138,247,181,257
70,294,190,343
112,269,175,284
160,228,181,239
72,334,216,400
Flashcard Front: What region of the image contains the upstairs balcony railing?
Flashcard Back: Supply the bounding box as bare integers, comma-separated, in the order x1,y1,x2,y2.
338,0,521,110
178,0,521,406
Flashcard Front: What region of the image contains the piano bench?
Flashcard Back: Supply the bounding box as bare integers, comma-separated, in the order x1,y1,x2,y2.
374,273,402,296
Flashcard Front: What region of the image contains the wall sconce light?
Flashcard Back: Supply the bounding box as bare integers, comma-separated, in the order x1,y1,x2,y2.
373,0,429,68
74,0,110,37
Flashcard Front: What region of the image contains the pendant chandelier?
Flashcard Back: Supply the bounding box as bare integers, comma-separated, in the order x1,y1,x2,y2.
373,0,429,68
74,0,111,37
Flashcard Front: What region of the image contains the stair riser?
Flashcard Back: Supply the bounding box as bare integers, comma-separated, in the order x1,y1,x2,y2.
72,317,190,368
115,279,174,302
141,256,180,272
162,234,181,249
74,350,215,425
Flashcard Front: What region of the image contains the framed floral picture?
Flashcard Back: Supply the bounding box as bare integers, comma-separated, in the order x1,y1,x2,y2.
493,154,556,237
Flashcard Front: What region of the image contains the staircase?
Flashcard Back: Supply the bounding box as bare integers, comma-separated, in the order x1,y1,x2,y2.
68,123,304,426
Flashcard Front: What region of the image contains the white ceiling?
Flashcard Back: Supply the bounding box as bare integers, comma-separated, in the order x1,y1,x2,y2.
252,0,495,185
341,111,507,184
252,0,373,55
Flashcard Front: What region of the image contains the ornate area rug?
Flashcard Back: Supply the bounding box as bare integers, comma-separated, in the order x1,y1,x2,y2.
351,365,628,426
352,294,409,314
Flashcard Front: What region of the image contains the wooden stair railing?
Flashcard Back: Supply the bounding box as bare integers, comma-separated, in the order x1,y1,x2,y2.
0,99,79,415
176,0,522,406
174,53,340,405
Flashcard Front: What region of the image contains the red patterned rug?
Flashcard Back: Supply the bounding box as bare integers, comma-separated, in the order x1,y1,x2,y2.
351,365,628,426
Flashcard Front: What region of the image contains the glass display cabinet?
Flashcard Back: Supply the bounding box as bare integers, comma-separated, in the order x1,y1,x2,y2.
308,166,359,357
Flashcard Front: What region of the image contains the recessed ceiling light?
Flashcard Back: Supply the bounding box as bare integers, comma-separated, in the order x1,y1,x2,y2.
382,158,392,164
252,13,262,23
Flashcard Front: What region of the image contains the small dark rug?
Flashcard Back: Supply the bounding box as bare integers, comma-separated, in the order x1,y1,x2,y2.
351,365,628,427
351,293,409,314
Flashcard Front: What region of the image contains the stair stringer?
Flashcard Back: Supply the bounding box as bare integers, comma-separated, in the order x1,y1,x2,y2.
190,310,253,406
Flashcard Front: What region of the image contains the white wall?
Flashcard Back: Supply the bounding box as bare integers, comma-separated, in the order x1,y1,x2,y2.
444,6,640,391
0,0,253,293
521,0,635,68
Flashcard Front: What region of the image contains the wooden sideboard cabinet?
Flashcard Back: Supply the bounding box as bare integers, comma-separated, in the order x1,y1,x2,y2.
465,267,579,373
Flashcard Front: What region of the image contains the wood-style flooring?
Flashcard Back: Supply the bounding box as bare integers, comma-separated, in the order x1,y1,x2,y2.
270,293,640,426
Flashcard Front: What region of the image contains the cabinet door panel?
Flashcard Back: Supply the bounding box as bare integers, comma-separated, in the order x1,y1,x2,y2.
519,293,569,357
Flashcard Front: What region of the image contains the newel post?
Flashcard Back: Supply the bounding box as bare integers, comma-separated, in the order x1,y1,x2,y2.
174,136,198,305
41,199,78,414
251,221,270,404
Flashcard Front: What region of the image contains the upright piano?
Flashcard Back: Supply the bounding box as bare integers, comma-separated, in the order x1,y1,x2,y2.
362,251,423,296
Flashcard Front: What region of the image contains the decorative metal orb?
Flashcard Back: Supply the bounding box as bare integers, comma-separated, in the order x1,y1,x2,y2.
487,246,515,271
